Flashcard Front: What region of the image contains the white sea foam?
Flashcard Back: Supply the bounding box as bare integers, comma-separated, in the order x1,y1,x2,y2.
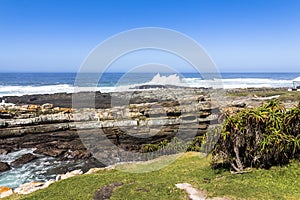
124,73,292,89
0,74,294,97
0,149,87,189
181,77,292,89
112,73,186,92
115,73,293,89
0,84,75,97
0,149,36,164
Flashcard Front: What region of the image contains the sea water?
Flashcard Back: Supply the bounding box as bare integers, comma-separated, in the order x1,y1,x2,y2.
0,72,299,97
0,149,98,188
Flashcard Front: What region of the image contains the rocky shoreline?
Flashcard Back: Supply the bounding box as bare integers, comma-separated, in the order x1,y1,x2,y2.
0,87,292,198
0,88,221,170
1,88,290,168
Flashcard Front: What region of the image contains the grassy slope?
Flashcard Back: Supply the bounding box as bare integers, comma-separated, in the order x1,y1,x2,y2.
7,152,300,200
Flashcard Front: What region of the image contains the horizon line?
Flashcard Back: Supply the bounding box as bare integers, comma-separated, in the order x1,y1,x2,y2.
1,71,300,74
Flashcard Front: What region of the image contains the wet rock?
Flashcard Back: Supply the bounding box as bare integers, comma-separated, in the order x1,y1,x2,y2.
4,92,111,109
34,147,65,158
0,186,14,198
0,149,9,155
0,162,11,173
11,153,37,167
68,150,91,159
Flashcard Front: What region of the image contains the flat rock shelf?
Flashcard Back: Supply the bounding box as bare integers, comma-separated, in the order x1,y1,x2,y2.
0,89,219,164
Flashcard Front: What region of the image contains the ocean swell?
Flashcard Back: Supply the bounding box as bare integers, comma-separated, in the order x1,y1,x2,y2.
0,73,295,97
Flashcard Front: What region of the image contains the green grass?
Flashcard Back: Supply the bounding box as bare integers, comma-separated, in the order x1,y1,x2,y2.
7,152,300,200
226,89,300,102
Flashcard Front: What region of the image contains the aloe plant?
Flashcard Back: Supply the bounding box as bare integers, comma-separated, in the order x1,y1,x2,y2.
213,100,300,172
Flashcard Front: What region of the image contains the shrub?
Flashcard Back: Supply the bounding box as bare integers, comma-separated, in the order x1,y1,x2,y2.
213,100,300,172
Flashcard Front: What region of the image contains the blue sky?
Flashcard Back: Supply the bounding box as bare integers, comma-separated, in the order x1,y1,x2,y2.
0,0,299,72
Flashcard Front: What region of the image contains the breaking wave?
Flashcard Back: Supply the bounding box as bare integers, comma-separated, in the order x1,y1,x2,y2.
0,73,295,97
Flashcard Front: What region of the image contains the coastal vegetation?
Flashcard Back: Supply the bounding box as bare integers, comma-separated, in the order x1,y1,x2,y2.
213,100,300,172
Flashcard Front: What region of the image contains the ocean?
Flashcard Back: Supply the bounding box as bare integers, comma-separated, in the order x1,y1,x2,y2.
0,72,300,97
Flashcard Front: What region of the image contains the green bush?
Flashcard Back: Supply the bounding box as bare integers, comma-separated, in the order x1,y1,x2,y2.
139,136,206,154
213,100,300,172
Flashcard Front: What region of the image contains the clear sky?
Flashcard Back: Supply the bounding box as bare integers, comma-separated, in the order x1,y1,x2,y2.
0,0,299,72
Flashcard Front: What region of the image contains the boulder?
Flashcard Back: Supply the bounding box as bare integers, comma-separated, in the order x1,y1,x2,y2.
0,186,13,198
0,149,9,155
11,153,37,167
34,147,65,158
0,162,11,173
68,150,91,159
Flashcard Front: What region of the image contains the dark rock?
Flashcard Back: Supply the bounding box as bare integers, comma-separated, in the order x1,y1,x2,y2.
55,140,86,150
4,92,111,109
82,158,105,171
68,150,91,159
0,113,13,119
0,149,9,155
132,84,187,90
0,120,8,128
34,147,66,158
0,162,11,172
11,153,38,167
